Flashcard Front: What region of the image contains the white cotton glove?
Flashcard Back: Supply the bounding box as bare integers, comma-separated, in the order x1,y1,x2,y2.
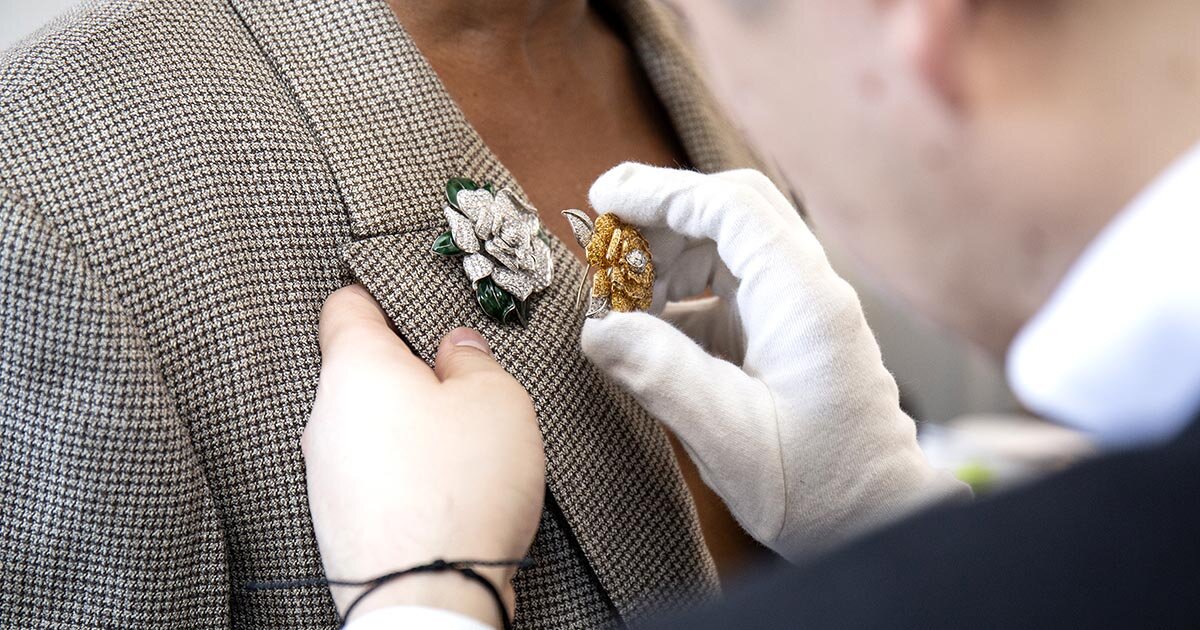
582,163,970,561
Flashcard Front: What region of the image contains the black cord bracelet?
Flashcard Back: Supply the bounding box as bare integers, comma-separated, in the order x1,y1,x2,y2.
244,557,533,629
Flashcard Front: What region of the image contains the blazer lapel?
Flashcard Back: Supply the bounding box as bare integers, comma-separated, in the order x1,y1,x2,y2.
227,0,760,619
226,0,498,238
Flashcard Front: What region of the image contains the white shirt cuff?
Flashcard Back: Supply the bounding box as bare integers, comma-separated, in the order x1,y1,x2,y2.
342,605,494,630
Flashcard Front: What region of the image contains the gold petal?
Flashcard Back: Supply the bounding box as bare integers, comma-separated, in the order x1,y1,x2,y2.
610,290,635,313
592,268,612,298
587,214,620,267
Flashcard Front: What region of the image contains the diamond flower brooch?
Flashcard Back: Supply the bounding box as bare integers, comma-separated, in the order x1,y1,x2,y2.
562,209,655,318
432,178,553,325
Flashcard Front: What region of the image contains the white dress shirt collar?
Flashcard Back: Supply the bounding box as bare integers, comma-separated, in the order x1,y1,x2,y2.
1008,141,1200,448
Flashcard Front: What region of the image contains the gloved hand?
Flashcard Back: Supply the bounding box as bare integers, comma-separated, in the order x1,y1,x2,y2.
582,163,969,561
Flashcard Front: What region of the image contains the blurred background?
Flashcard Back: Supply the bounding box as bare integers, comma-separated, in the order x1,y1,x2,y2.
1,0,77,49
1,0,1091,489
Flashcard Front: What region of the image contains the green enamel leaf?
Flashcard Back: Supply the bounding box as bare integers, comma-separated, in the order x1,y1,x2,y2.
476,277,516,324
431,231,463,256
446,178,480,209
511,297,530,326
536,227,551,245
483,182,496,196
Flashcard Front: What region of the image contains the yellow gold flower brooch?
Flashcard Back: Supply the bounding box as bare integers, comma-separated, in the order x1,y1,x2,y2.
562,209,655,318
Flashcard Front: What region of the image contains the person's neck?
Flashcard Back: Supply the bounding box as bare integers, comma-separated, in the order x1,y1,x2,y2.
987,0,1200,357
386,0,592,62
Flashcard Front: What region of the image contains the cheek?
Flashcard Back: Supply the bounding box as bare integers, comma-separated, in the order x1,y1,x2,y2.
805,185,957,326
806,192,896,278
682,2,969,320
682,9,780,113
680,2,853,160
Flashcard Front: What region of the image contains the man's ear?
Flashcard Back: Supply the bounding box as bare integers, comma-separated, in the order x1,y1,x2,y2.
882,0,971,110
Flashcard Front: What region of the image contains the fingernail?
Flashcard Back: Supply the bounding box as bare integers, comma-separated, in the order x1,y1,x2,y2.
447,327,492,355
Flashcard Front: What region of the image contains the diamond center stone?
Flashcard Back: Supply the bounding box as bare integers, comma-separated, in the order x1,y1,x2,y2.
625,249,648,272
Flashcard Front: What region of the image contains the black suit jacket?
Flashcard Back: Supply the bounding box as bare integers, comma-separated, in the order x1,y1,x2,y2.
660,415,1200,629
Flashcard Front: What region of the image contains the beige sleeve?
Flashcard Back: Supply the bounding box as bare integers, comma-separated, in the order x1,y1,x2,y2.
0,188,230,627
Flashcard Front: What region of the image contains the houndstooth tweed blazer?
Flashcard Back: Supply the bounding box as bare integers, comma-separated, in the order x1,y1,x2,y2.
0,0,771,627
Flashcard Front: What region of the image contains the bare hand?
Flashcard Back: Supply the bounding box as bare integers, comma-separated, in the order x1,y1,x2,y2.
304,285,545,626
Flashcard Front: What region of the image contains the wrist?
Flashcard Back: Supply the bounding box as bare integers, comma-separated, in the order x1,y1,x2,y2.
340,568,512,628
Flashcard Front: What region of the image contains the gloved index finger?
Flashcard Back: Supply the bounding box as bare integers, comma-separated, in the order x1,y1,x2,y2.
589,163,840,377
589,162,814,275
589,163,803,232
589,162,706,226
585,162,801,246
713,169,805,223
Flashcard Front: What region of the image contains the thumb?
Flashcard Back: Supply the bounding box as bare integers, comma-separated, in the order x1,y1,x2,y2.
581,312,786,540
581,312,773,451
318,285,432,379
319,284,393,357
433,327,503,382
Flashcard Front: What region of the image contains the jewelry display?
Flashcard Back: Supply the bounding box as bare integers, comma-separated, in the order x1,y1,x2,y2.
562,209,655,318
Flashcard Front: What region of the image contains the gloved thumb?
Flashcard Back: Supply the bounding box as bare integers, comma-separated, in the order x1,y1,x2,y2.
434,327,503,383
582,311,786,540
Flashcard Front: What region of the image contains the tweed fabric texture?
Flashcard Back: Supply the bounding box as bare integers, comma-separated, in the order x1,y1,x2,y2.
512,496,619,629
0,189,230,626
0,0,771,627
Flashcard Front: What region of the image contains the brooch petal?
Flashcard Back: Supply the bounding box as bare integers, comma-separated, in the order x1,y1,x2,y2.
443,206,480,254
493,267,536,301
462,253,494,283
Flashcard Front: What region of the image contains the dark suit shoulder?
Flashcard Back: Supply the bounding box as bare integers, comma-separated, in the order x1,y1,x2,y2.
665,418,1200,629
